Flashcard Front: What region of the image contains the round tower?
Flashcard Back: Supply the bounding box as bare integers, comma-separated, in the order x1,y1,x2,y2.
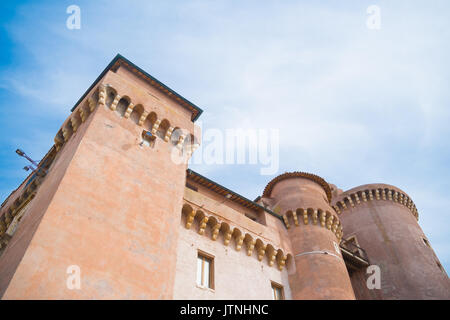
333,184,450,299
261,172,355,300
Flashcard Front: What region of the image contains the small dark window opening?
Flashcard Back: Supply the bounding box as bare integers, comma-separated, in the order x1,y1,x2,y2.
141,130,156,148
271,282,284,300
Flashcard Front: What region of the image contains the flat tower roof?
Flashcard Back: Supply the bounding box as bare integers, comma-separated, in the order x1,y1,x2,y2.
71,54,203,121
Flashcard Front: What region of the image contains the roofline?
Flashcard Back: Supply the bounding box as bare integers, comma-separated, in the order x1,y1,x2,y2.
186,169,284,223
70,54,203,122
262,171,332,203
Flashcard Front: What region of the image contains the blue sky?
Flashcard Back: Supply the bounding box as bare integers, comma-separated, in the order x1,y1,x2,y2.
0,0,449,272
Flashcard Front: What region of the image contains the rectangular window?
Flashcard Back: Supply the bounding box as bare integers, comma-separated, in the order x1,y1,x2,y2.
271,282,284,300
197,252,214,289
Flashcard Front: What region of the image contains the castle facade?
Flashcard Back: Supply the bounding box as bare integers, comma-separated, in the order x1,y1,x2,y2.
0,55,448,299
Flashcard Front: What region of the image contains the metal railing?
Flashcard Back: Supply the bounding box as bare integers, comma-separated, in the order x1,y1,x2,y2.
340,238,369,264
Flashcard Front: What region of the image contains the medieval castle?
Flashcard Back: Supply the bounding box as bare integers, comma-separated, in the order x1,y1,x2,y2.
0,54,448,299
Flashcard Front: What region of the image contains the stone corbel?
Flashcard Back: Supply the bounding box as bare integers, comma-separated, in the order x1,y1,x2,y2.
4,211,12,225
387,190,394,201
211,223,221,240
176,134,186,150
320,211,326,227
326,215,334,230
337,225,343,239
223,230,232,246
54,132,64,150
333,205,341,215
138,111,148,126
151,119,161,135
98,84,106,107
302,212,309,225
362,192,367,202
246,239,256,256
268,252,277,266
332,219,339,233
164,127,174,142
70,117,79,132
79,108,87,122
62,127,71,142
347,197,354,207
124,103,134,119
198,217,209,235
292,212,299,226
185,210,196,229
0,219,6,235
110,94,121,111
312,210,318,224
236,235,245,251
257,245,267,261
375,189,380,200
88,96,97,112
278,256,287,271
283,215,290,229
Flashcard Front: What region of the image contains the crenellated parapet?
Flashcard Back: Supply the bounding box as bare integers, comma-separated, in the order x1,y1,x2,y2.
182,203,292,271
0,146,57,247
54,83,201,159
0,175,42,245
332,186,418,220
101,83,200,155
53,84,101,152
282,208,343,241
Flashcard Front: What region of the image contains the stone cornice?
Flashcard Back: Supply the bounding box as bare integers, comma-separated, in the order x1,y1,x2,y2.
282,208,343,241
332,187,418,220
182,202,292,271
56,83,200,159
262,172,332,203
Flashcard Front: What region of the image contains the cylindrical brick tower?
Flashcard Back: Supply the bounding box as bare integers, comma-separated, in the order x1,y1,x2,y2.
333,184,450,300
261,172,355,300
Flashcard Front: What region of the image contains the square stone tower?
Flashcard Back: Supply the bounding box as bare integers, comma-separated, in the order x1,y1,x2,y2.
0,55,202,299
